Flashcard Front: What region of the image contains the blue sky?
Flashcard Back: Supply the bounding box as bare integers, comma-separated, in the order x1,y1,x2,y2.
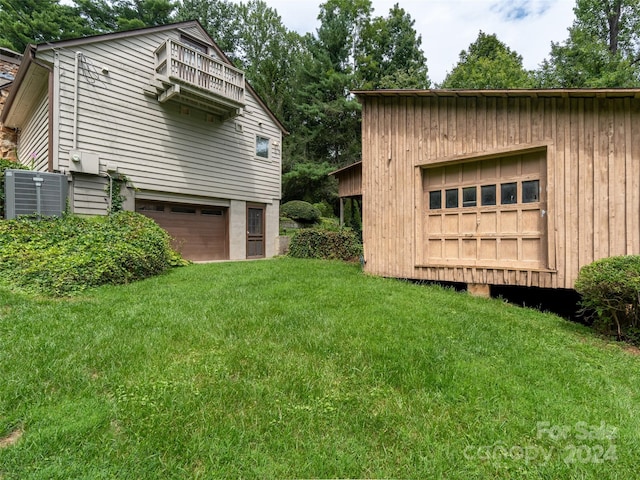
241,0,576,84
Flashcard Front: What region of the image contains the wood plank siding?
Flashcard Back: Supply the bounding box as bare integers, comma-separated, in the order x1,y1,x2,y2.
356,90,640,290
330,161,362,198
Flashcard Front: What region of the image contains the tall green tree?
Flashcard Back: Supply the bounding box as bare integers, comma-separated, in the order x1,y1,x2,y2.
536,0,640,87
178,0,303,130
176,0,240,55
357,3,430,89
316,0,372,72
573,0,640,56
440,31,534,89
234,1,304,124
74,0,177,33
0,0,87,51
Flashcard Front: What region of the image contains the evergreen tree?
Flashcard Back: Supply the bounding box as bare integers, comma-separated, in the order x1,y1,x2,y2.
74,0,177,33
357,3,430,89
176,0,240,56
0,0,86,51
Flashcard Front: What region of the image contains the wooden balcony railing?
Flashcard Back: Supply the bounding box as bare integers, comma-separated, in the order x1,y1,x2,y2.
154,39,245,109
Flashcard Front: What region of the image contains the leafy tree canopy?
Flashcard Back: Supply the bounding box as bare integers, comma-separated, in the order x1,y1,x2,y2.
316,0,372,73
440,31,533,89
536,0,640,87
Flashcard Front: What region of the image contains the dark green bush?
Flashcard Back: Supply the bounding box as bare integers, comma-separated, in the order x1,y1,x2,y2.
288,228,362,262
0,211,186,296
575,255,640,343
0,158,29,218
280,200,321,224
313,201,335,218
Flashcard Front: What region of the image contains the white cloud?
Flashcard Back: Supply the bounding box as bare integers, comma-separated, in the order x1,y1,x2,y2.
229,0,577,84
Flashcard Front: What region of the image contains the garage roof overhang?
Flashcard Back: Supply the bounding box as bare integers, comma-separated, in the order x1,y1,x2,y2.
0,45,50,128
351,88,640,100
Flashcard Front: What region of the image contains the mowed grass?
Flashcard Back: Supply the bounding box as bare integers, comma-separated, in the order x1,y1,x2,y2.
0,257,638,479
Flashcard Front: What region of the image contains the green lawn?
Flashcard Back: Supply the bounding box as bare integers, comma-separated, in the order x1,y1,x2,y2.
0,258,638,479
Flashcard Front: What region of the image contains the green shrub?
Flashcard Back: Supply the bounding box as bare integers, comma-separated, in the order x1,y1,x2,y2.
318,217,340,231
313,201,335,218
0,158,29,218
288,228,362,262
280,200,321,224
575,255,640,343
0,211,186,296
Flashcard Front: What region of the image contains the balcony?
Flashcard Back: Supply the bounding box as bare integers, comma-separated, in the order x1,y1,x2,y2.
153,39,245,118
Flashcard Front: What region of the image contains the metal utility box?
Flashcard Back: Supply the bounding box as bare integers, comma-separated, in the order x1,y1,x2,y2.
4,169,69,219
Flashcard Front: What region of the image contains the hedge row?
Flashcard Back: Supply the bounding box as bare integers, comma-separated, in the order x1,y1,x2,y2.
576,255,640,344
0,211,186,296
280,200,321,224
288,228,362,262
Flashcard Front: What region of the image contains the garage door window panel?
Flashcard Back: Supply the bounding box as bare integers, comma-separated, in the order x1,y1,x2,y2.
481,185,496,206
522,180,540,203
463,187,477,207
445,189,458,208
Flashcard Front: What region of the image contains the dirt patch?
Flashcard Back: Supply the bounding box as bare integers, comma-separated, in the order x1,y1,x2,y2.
624,344,640,356
0,427,23,448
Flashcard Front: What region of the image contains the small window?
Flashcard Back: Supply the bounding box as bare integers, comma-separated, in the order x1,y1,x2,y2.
171,206,197,214
501,182,517,205
445,189,458,208
181,35,208,54
136,203,164,212
429,190,442,209
256,136,269,159
202,209,224,216
462,187,477,207
481,185,496,206
522,180,540,203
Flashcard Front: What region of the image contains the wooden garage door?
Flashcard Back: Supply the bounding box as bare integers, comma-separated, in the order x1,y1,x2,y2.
136,201,228,261
423,151,547,269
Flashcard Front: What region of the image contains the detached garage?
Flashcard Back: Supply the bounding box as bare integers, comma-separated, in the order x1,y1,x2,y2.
136,200,228,261
354,88,640,291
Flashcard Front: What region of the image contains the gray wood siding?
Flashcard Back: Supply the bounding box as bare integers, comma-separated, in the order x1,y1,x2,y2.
17,87,48,172
41,28,281,216
72,174,108,215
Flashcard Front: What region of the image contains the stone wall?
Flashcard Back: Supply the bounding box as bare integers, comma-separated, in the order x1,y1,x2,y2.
0,49,22,161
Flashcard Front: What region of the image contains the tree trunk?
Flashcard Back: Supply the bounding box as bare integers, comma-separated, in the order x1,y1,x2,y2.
608,0,622,54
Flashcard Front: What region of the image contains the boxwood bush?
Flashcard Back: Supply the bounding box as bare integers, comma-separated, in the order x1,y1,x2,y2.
0,211,186,296
288,228,362,262
575,255,640,343
280,200,321,224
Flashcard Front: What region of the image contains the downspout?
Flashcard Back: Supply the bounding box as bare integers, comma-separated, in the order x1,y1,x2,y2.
72,51,80,151
105,172,113,213
46,65,54,172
